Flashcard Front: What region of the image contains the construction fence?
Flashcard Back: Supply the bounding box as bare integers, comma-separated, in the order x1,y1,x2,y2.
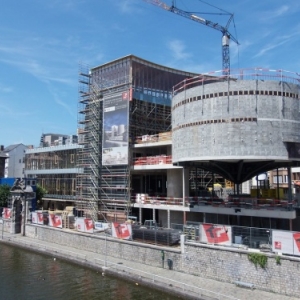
172,222,300,256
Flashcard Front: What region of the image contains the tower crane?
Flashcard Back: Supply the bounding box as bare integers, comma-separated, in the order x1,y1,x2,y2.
144,0,239,75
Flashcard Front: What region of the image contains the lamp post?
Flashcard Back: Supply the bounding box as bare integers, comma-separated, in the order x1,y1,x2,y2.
1,219,4,239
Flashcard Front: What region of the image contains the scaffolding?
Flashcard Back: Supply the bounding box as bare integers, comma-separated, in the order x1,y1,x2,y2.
77,61,132,222
77,55,198,222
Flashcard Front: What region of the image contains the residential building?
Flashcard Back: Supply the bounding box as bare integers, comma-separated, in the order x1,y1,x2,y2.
3,144,27,178
0,145,7,178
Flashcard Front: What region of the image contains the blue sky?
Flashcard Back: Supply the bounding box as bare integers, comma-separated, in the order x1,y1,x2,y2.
1,0,300,147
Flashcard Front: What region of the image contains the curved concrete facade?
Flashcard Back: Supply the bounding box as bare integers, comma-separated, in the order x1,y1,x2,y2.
172,72,300,182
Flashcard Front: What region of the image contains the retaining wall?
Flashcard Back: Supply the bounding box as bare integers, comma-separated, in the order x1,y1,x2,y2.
23,224,300,297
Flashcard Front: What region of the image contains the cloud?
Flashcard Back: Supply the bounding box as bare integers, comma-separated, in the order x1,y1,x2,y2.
167,39,191,60
0,58,74,86
115,0,140,14
0,103,33,118
253,26,300,59
0,84,13,93
269,5,289,18
46,84,76,119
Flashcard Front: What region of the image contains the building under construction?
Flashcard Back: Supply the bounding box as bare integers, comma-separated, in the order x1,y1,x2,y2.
77,55,300,230
77,55,197,222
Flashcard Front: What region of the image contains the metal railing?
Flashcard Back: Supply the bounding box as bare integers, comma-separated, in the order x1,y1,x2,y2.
171,222,272,250
173,68,300,95
94,258,239,300
131,225,181,246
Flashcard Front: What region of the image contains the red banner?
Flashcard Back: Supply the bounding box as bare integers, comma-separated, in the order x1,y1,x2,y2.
48,214,62,228
3,208,12,219
293,232,300,253
201,223,231,245
111,223,132,240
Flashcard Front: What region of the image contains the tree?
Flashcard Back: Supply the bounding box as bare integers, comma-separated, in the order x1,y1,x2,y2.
0,184,11,207
36,184,47,209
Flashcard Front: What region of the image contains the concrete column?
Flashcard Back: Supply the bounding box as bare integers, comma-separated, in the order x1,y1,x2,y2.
183,167,189,203
139,206,142,224
167,210,170,229
288,166,293,231
183,168,185,206
288,166,292,203
167,169,183,198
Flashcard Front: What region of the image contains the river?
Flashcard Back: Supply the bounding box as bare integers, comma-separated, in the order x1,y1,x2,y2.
0,243,182,300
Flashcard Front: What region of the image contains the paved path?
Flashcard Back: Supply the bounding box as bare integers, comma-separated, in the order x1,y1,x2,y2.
1,233,297,300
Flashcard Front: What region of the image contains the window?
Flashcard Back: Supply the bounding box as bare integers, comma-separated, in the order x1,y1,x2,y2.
273,175,283,184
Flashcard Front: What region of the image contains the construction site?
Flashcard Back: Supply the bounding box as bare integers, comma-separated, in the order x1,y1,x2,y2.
75,51,300,231
77,56,198,223
75,0,300,230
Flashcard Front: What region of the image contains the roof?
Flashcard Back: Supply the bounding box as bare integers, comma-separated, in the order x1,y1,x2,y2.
0,152,8,158
3,144,26,153
91,54,198,78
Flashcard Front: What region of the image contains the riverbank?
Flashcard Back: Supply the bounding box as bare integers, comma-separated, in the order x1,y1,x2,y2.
1,228,298,300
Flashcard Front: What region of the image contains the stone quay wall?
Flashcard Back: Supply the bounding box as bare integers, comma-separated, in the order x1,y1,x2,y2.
25,224,300,297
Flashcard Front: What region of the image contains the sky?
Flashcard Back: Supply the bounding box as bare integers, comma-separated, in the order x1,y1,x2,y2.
1,0,300,148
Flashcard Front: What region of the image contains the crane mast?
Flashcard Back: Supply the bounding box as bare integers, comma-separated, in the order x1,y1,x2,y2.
145,0,239,75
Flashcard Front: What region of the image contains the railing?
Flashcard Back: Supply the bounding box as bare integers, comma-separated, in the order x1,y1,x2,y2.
131,225,181,246
171,222,273,250
133,195,184,206
173,68,300,95
13,239,87,261
134,132,172,144
133,155,172,166
132,195,296,211
94,258,239,300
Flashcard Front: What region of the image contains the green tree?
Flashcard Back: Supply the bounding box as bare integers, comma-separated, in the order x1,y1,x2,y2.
36,184,47,209
0,184,11,207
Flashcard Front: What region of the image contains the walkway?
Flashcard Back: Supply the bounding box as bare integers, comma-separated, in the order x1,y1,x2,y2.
1,232,297,300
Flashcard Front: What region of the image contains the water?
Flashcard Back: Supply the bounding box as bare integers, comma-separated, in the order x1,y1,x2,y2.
0,243,182,300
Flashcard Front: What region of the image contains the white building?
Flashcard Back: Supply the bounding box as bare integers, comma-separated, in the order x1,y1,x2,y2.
3,144,27,178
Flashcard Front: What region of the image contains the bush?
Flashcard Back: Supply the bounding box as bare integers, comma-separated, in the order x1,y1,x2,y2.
248,252,268,268
0,184,11,207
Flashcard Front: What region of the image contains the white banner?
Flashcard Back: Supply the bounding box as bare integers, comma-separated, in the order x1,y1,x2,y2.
94,222,109,232
31,212,38,224
272,230,294,255
76,218,94,233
